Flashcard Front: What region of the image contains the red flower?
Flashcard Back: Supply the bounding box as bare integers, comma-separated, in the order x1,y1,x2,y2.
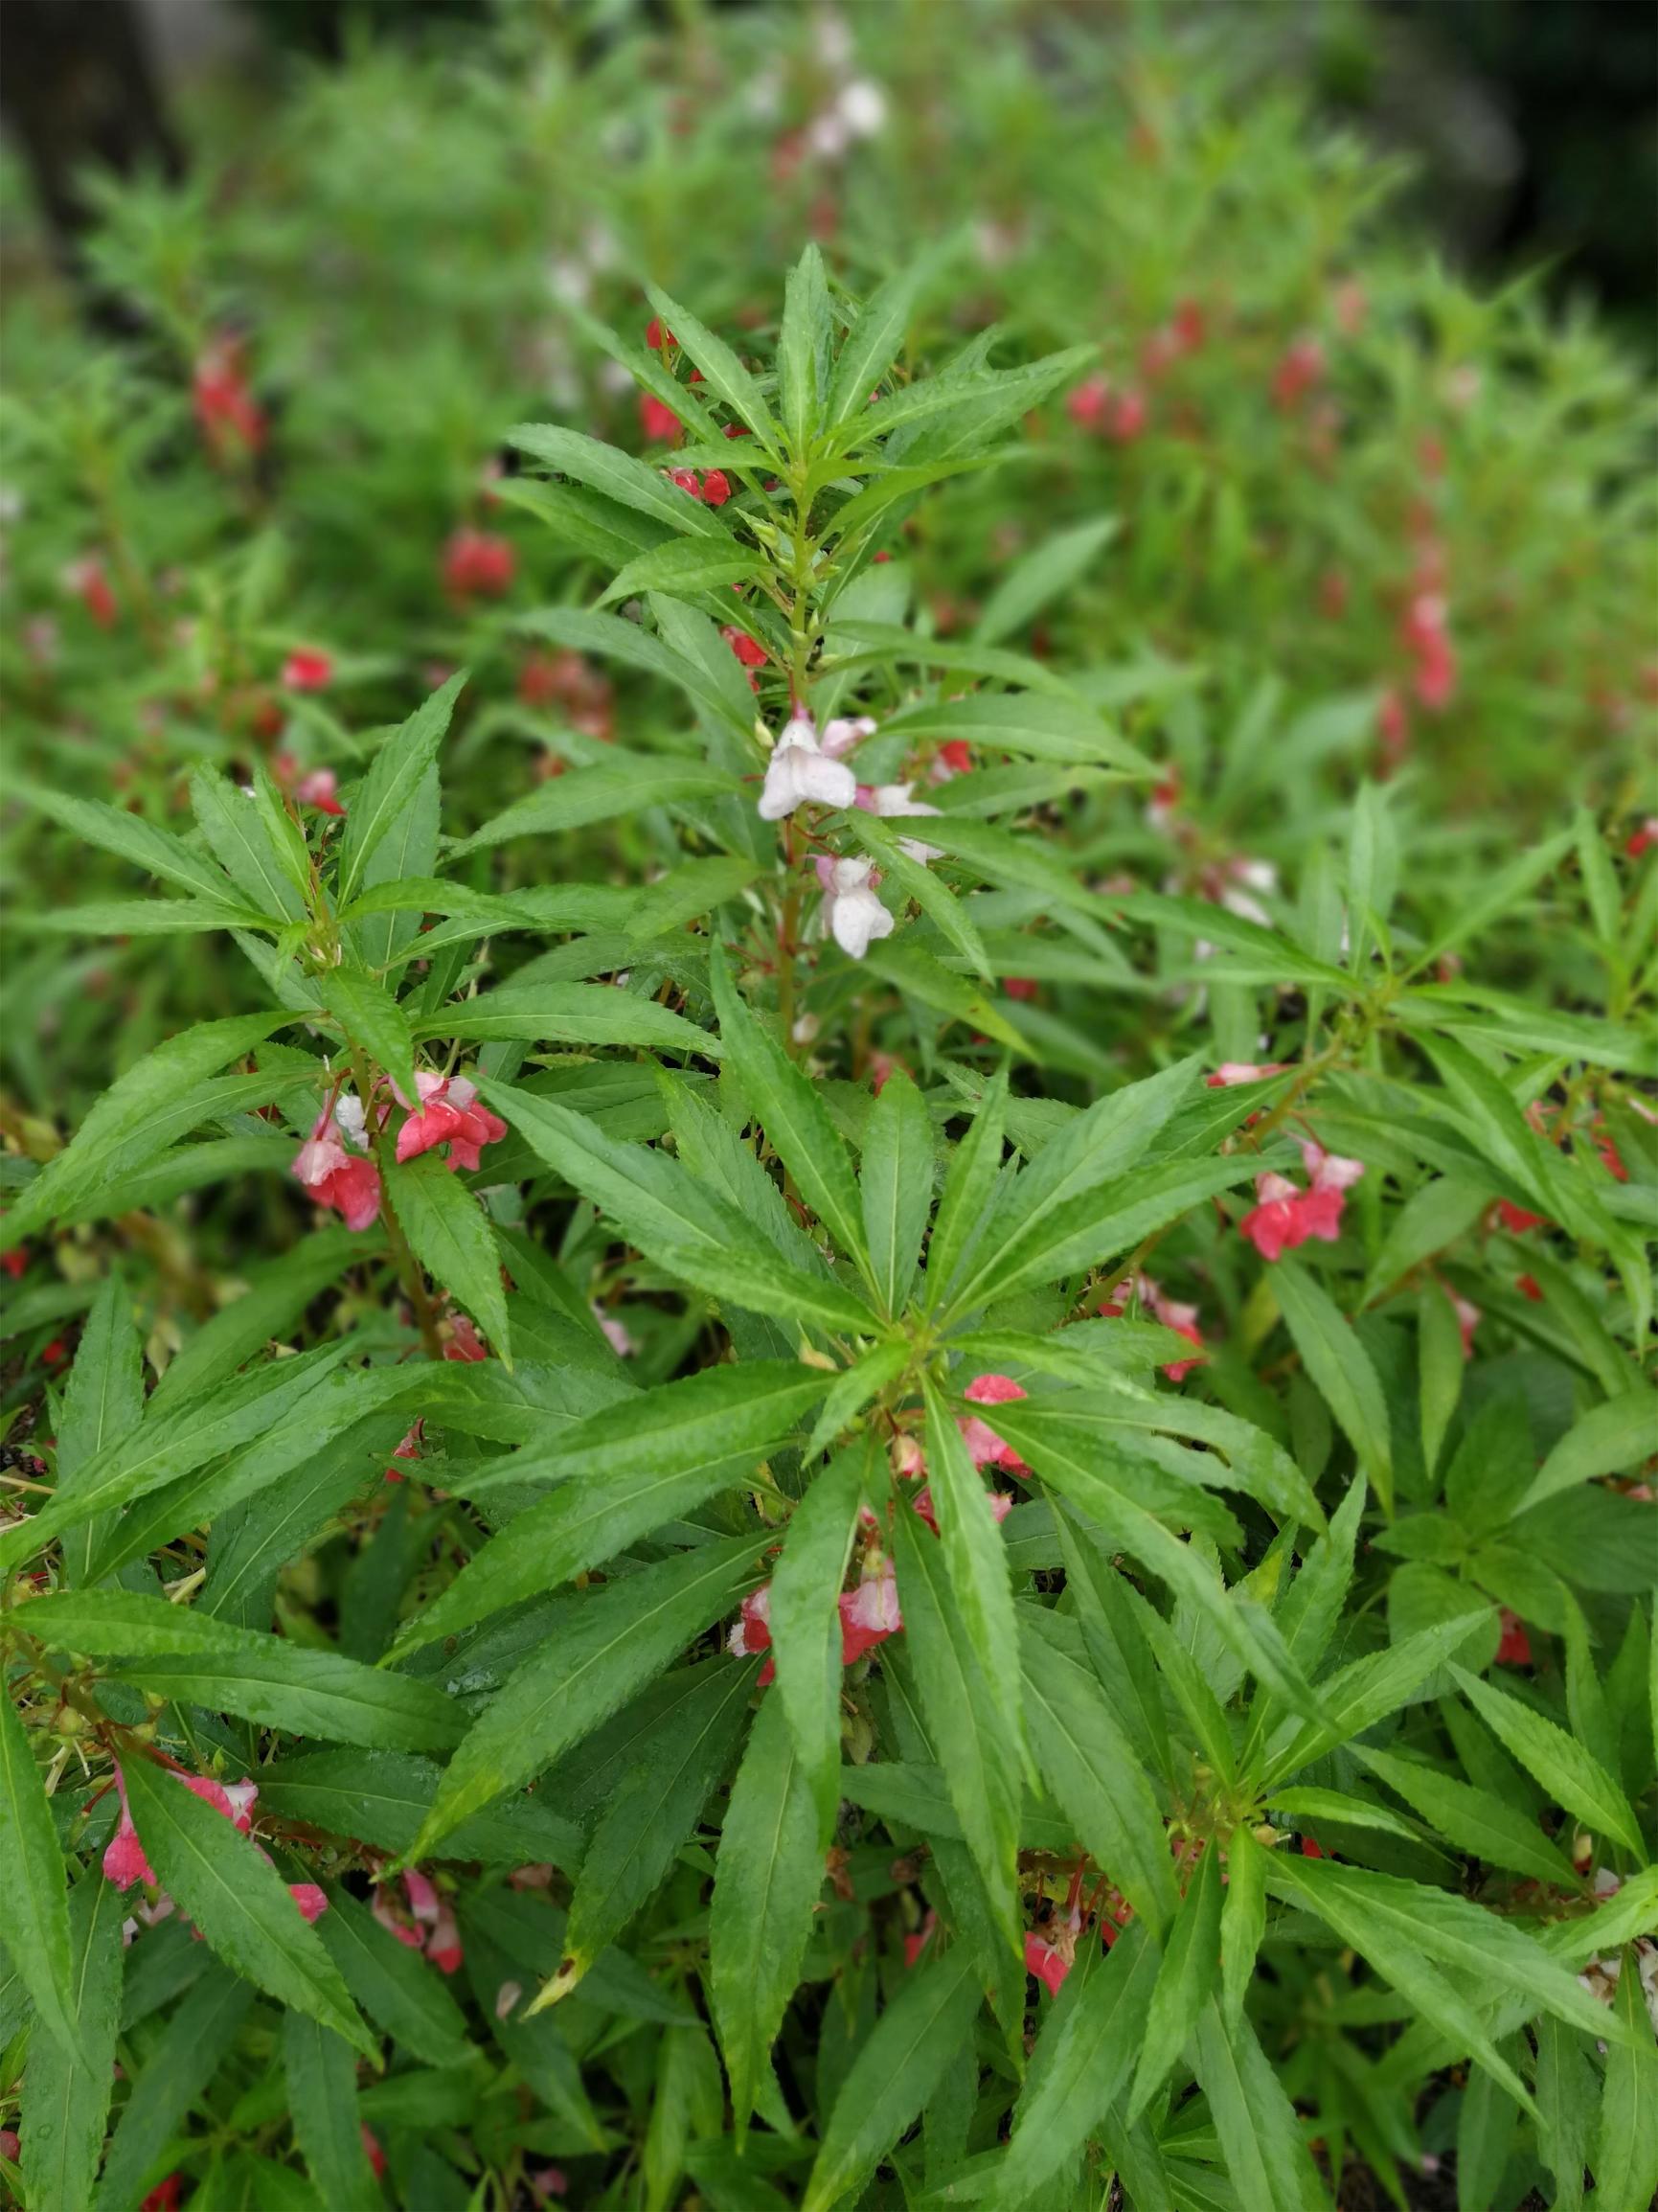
958,1375,1031,1474
443,1316,488,1362
1024,1933,1070,1995
395,1071,508,1174
1004,976,1038,1002
646,317,675,351
638,393,682,442
141,2180,182,2212
721,624,768,669
1300,1836,1324,1859
294,767,345,817
903,1910,938,1967
282,650,333,692
41,1338,66,1367
1495,1198,1545,1234
443,528,515,599
0,1249,25,1280
292,1106,381,1232
63,556,119,628
361,2128,387,2181
102,1765,260,1893
700,468,732,507
1495,1609,1532,1667
1626,817,1658,859
1272,334,1326,411
193,335,266,457
838,1555,902,1664
1104,387,1148,443
934,740,973,779
1517,1273,1544,1302
1066,374,1109,430
0,2133,20,2166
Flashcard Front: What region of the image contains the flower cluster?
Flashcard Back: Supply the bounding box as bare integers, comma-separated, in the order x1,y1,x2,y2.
291,1070,508,1232
371,1866,464,1973
1238,1140,1366,1261
103,1763,327,1928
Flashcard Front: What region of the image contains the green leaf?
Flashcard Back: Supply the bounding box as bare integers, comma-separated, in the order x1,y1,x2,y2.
508,424,730,537
1192,2001,1327,2212
800,1945,981,2212
1127,1843,1222,2122
709,1690,825,2136
120,1754,375,2058
779,242,830,446
16,781,234,902
770,1444,868,1838
1598,1945,1658,2212
56,1269,143,1587
191,766,307,922
1356,1745,1579,1887
1418,1281,1466,1477
0,1686,82,2062
989,1925,1160,2210
384,1153,511,1366
845,810,991,979
889,1494,1023,1956
1,1012,289,1245
599,536,764,607
455,753,739,854
318,962,416,1104
314,1886,469,2068
1017,1606,1177,1932
944,1058,1201,1316
256,1749,581,1873
21,1875,124,2212
393,1363,828,1654
540,1655,755,2009
93,1964,253,2212
282,2013,381,2212
1535,2012,1595,2212
1514,1387,1658,1517
825,254,937,429
645,285,779,447
403,1533,763,1864
1220,1824,1267,2026
922,1380,1023,1747
422,979,716,1058
1450,1665,1647,1858
881,689,1151,776
1271,1259,1395,1513
479,1081,871,1335
973,518,1119,648
925,1070,1008,1312
709,944,870,1278
1269,1609,1494,1777
18,896,270,936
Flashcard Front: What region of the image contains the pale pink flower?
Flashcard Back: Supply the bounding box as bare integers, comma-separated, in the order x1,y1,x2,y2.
838,1554,902,1662
958,1374,1031,1474
816,855,894,960
758,718,857,821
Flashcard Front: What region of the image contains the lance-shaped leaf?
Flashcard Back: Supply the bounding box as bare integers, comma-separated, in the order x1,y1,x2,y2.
385,1153,511,1367
989,1925,1160,2211
338,671,466,902
120,1754,375,2059
709,1690,825,2136
1513,1387,1658,1517
1017,1606,1177,1933
21,1874,124,2212
532,1655,756,2012
599,536,765,607
481,1079,873,1334
455,753,739,855
282,2013,381,2212
256,1749,581,1873
401,1534,764,1865
890,1494,1023,1957
55,1268,143,1589
925,1070,1008,1311
318,963,416,1106
509,424,731,537
921,1379,1023,1749
645,284,779,447
191,766,307,921
709,943,870,1279
1,1012,290,1247
1192,2000,1329,2212
392,1363,829,1656
1598,1947,1658,2212
824,250,941,429
314,1886,470,2069
1450,1664,1647,1859
1127,1843,1223,2123
0,1689,83,2064
1355,1745,1579,1888
769,1444,869,1838
1266,1609,1494,1779
1271,1260,1395,1514
859,1064,935,1316
778,241,830,445
93,1964,254,2212
801,1945,982,2212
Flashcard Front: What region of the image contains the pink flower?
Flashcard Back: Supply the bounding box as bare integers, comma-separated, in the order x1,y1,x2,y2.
63,556,119,628
1272,334,1325,411
0,2132,18,2165
385,1421,423,1483
395,1071,508,1174
958,1375,1031,1474
1207,1062,1285,1087
361,2128,387,2181
903,1910,937,1967
931,739,973,782
890,1432,925,1479
1452,1293,1481,1358
1238,1172,1306,1263
1067,374,1110,430
282,650,333,692
530,2171,569,2201
103,1766,259,1894
1626,817,1658,859
665,467,731,506
373,1884,426,1950
838,1555,902,1663
638,393,682,442
912,1483,1014,1536
289,1884,329,1924
1496,1609,1532,1668
443,1315,488,1362
1104,387,1147,443
193,335,266,457
292,1106,381,1232
726,1583,772,1658
1024,1933,1070,1995
293,767,345,817
426,1902,464,1973
443,528,515,599
595,1307,637,1357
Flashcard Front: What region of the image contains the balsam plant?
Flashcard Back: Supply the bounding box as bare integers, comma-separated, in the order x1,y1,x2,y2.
3,244,1655,2212
1,17,1655,2212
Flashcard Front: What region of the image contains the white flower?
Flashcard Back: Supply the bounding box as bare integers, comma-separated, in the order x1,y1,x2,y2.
837,80,888,139
820,715,876,759
821,855,894,960
867,781,942,862
758,719,857,821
